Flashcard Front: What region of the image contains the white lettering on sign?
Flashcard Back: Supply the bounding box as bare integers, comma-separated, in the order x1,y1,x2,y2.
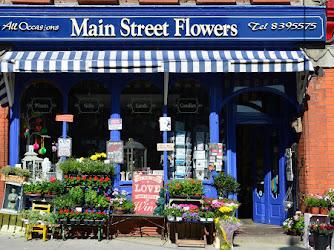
248,21,317,31
174,18,238,37
71,18,116,37
120,18,170,37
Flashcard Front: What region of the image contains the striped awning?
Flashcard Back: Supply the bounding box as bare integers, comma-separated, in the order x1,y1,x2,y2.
0,73,8,108
0,50,313,74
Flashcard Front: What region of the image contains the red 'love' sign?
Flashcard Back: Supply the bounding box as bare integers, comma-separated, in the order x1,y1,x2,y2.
132,174,163,215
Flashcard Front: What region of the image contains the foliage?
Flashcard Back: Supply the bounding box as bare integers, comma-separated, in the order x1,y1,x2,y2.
304,194,322,207
83,209,95,220
110,188,135,211
309,222,334,235
68,186,84,205
51,194,75,210
1,166,30,177
283,213,305,235
166,179,203,197
182,210,201,222
163,204,183,217
84,188,99,205
59,157,115,175
68,210,82,220
213,172,240,198
204,211,216,219
63,174,112,189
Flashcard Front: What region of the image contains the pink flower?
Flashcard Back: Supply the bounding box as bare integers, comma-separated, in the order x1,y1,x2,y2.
50,177,56,182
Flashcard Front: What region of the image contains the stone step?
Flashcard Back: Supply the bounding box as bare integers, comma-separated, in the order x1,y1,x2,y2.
233,233,303,246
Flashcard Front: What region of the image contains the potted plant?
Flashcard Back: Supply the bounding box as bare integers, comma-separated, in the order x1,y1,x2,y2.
163,204,183,222
69,210,81,225
95,211,107,225
309,222,334,250
204,211,216,222
283,213,304,236
1,165,30,183
182,210,201,222
57,209,69,225
319,195,331,215
83,209,95,225
110,189,135,214
213,172,240,198
68,186,84,207
304,195,321,214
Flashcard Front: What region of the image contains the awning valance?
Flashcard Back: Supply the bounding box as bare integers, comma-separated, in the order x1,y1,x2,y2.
0,50,314,74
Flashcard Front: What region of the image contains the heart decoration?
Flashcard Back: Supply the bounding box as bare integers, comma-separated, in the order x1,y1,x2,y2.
36,118,42,123
36,126,42,131
40,127,48,134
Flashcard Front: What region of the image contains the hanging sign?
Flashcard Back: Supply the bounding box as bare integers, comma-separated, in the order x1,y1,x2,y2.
106,141,124,164
159,117,171,131
108,118,122,130
132,174,163,215
57,137,72,157
157,143,174,151
56,114,74,122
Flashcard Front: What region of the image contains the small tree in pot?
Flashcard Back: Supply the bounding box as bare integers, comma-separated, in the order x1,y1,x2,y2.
213,172,240,198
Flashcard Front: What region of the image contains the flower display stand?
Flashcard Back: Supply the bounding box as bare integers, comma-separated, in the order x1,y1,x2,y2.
60,220,106,241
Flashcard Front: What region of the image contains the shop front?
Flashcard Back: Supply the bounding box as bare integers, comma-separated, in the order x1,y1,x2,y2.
0,5,325,225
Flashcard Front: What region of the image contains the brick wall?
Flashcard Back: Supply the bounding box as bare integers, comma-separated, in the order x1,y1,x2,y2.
299,69,334,200
0,106,9,208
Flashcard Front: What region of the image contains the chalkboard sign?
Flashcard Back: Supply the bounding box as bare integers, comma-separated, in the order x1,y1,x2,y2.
106,141,124,164
57,137,72,157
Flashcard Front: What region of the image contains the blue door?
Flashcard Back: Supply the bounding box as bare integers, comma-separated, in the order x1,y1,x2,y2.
252,126,283,225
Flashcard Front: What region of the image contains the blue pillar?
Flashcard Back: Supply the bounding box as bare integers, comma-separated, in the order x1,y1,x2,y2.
227,101,237,200
110,84,121,187
9,90,21,166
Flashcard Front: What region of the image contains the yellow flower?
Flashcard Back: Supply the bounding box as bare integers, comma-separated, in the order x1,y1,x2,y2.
79,157,85,162
219,206,233,214
101,152,107,158
214,217,220,224
90,155,98,161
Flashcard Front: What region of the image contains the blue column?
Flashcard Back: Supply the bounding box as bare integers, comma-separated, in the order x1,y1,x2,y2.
61,90,68,162
163,105,168,183
9,90,21,166
110,84,121,187
227,101,237,200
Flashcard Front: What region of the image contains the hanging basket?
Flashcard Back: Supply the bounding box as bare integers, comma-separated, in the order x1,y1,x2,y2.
1,174,28,184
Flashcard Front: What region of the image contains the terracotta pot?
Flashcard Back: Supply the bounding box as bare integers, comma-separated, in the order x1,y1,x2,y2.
10,0,53,4
320,207,328,215
196,0,236,4
311,207,320,214
139,0,178,4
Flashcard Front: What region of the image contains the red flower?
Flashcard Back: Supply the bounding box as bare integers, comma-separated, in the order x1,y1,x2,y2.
105,177,110,182
82,176,87,180
60,209,63,214
50,177,56,182
106,197,110,201
75,211,79,214
94,176,98,181
70,176,74,180
97,211,101,214
65,209,70,213
99,178,103,183
100,177,104,182
85,209,89,214
104,193,108,196
71,211,74,215
191,180,195,184
89,176,92,181
77,176,80,181
64,175,68,179
91,210,94,214
102,211,106,215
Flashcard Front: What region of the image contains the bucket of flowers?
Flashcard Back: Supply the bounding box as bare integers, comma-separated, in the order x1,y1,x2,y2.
309,221,334,250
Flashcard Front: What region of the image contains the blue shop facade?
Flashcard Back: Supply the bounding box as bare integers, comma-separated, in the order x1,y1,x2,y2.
0,5,326,225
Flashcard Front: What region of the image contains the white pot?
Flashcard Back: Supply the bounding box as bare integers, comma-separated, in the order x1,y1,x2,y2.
200,218,207,222
176,217,183,222
207,218,214,222
167,215,175,221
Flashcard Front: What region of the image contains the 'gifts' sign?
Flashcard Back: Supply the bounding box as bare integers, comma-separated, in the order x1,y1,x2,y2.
132,174,163,215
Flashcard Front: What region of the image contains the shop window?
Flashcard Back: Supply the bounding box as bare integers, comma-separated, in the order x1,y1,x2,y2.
120,80,163,179
68,80,111,158
20,81,63,164
167,80,210,180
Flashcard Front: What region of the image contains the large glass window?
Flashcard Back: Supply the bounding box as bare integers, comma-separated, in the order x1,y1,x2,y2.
68,80,111,158
20,81,63,164
120,80,163,178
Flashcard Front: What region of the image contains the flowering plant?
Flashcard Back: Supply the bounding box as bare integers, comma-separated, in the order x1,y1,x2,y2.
182,210,201,222
110,189,135,211
304,194,322,207
179,204,199,212
90,152,107,161
309,222,334,235
283,213,304,235
166,179,203,197
163,204,183,217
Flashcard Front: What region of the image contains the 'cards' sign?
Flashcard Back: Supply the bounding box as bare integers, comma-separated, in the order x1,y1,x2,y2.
132,174,163,215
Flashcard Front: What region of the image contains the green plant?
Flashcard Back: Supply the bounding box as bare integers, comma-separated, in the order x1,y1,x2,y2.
304,195,321,207
52,194,74,210
23,183,33,194
85,188,99,206
309,222,334,235
15,168,30,177
213,172,240,198
204,211,216,219
163,204,183,217
83,209,95,220
68,186,84,205
33,182,43,194
96,195,109,208
110,189,135,211
59,158,116,176
166,179,203,198
1,166,16,175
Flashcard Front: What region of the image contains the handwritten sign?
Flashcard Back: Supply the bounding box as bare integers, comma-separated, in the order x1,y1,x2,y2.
106,141,124,164
108,118,122,130
57,138,72,157
132,174,163,215
56,114,74,122
157,143,174,151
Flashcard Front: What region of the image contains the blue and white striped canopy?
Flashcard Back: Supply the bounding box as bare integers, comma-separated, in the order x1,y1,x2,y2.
0,73,8,108
0,50,313,74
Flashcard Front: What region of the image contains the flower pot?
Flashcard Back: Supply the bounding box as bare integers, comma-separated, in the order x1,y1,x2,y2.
200,218,207,223
113,207,126,214
320,207,328,215
314,234,329,250
167,215,175,222
287,229,298,236
206,218,214,223
59,219,67,225
311,207,321,214
95,220,105,225
176,216,183,222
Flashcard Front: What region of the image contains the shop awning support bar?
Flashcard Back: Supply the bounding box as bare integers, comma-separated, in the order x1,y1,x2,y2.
164,72,169,106
3,72,14,108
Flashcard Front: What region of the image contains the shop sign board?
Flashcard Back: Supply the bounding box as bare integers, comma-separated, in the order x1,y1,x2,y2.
159,117,171,131
132,174,163,215
157,143,174,151
108,118,122,130
27,98,56,114
57,137,72,157
106,141,124,164
0,7,326,42
175,98,203,114
75,98,104,114
56,114,73,122
127,98,154,114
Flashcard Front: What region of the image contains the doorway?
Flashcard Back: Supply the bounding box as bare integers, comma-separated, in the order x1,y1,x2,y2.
237,124,283,225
